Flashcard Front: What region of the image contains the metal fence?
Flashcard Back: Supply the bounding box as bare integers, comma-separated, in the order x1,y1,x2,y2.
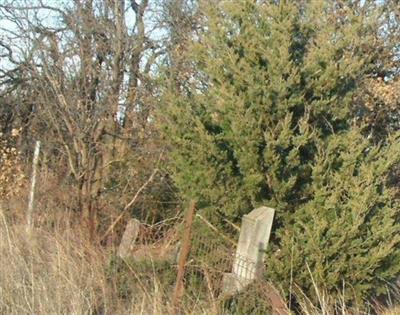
187,217,279,313
119,207,288,314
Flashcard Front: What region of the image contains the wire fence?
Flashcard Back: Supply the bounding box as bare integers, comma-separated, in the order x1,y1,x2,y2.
184,216,279,314
118,207,288,314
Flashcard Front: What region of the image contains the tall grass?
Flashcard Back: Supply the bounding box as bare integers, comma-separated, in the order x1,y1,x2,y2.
0,207,398,315
1,213,105,314
0,209,169,314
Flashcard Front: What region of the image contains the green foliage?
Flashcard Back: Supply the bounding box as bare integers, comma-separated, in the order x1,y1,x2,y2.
161,0,381,221
160,0,400,306
266,129,400,303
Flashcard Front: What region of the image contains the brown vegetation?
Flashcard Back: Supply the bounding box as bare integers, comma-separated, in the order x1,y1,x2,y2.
0,0,399,314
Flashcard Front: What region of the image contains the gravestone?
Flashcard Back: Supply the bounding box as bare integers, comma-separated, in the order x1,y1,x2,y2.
117,218,180,262
117,219,140,258
222,206,275,294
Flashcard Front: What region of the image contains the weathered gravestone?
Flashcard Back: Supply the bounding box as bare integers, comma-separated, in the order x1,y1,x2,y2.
221,206,288,314
117,218,180,262
222,206,275,294
117,219,140,258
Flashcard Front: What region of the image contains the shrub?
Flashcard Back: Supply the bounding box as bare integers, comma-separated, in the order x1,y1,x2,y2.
160,0,400,305
0,130,24,200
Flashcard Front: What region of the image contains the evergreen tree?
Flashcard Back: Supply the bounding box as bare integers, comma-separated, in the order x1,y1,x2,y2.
160,0,400,303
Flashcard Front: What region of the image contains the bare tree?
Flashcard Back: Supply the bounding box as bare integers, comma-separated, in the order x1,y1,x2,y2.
0,0,168,238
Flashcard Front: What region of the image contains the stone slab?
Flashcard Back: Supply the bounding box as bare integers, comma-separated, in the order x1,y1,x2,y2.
117,219,140,258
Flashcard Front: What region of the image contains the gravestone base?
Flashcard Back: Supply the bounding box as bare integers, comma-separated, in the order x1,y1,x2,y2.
221,272,252,296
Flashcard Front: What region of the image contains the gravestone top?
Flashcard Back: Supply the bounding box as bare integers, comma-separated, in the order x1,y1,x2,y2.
237,206,275,261
244,206,275,222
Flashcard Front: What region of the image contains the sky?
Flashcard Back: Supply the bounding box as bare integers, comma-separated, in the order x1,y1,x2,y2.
0,0,168,75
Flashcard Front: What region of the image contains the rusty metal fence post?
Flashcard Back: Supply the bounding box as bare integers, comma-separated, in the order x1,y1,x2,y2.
172,200,196,313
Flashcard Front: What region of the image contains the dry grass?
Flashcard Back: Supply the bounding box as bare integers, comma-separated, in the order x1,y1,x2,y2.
0,210,165,314
381,307,400,315
1,214,107,314
1,206,399,315
0,206,217,315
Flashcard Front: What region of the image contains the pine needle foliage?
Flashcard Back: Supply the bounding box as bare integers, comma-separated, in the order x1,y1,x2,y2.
160,0,400,304
267,129,400,304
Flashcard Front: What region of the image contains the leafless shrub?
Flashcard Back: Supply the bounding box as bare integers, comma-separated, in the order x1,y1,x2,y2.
0,129,25,200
